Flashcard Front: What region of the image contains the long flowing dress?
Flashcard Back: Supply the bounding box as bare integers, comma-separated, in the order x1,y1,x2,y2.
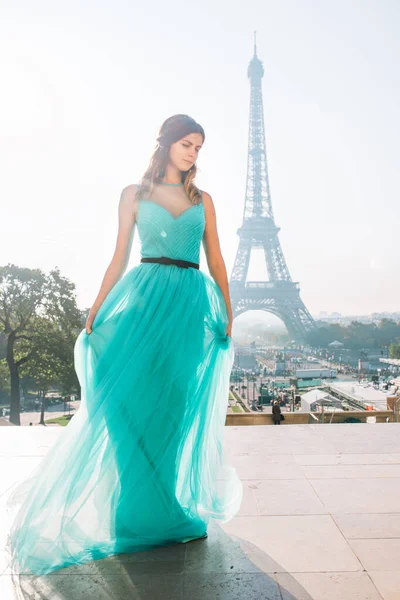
6,181,243,576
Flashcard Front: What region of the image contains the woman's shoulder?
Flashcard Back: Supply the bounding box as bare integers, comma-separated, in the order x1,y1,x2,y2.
119,185,139,218
121,183,138,197
120,183,139,203
199,189,216,217
200,189,211,202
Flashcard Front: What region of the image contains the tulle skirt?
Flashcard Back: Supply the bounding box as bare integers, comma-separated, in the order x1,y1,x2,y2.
6,262,242,575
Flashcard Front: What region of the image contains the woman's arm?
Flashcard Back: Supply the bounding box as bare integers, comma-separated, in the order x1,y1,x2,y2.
201,191,233,335
90,185,136,314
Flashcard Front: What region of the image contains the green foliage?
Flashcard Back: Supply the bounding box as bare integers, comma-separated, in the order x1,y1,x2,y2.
305,318,400,349
0,359,10,404
389,343,400,359
0,263,86,424
44,415,74,427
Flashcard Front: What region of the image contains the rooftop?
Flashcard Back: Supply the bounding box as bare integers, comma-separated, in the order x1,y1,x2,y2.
1,423,400,599
327,381,391,410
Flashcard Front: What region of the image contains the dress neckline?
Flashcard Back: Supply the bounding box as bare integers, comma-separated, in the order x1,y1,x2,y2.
138,199,203,221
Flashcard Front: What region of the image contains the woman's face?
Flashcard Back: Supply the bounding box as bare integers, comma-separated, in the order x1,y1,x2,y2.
169,132,204,172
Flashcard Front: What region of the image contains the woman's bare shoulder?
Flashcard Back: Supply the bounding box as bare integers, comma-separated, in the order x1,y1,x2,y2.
199,190,216,215
120,184,138,200
120,184,139,215
200,189,213,202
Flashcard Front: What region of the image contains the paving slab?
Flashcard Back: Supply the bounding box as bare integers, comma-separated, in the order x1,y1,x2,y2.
2,423,400,599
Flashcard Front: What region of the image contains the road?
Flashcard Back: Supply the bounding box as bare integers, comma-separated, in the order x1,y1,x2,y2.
16,401,81,426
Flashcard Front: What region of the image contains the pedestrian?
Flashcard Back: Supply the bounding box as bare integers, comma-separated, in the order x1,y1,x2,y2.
272,400,282,425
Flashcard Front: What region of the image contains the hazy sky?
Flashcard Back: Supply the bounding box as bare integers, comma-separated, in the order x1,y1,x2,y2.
1,0,399,324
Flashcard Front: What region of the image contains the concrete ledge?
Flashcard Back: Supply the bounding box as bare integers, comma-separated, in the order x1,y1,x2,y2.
225,410,395,426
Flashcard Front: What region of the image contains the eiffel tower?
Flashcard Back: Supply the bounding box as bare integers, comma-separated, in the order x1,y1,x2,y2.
229,34,316,341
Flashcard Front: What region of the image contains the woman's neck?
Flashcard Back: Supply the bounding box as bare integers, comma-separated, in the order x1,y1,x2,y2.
161,166,183,185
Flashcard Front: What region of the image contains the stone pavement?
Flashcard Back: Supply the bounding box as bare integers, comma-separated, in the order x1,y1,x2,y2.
1,423,400,599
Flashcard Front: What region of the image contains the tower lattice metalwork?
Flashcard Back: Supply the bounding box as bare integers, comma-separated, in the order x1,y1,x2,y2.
229,34,316,341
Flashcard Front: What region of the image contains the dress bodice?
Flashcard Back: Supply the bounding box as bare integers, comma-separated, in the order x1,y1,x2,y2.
135,183,205,264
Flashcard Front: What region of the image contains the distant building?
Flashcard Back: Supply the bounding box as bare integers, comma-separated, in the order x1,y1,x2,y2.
328,340,344,348
300,389,342,412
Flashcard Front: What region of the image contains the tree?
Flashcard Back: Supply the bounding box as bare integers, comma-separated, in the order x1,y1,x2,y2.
305,319,400,352
0,264,84,425
305,325,332,348
0,359,10,406
21,315,79,425
389,343,400,359
377,319,400,348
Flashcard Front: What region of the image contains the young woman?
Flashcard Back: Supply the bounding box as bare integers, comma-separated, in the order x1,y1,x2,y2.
7,114,243,576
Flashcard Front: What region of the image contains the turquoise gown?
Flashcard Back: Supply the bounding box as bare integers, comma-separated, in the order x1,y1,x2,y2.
6,182,243,576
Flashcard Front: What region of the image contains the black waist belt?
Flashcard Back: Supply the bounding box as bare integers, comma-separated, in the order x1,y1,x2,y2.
140,256,199,270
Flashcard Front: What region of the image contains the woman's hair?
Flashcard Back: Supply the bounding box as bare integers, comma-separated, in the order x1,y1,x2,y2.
136,114,205,205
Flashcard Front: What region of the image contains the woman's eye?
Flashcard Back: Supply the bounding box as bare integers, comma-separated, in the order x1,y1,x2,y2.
182,143,200,152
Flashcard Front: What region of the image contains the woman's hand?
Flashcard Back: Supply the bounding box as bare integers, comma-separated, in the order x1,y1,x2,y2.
85,309,98,335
